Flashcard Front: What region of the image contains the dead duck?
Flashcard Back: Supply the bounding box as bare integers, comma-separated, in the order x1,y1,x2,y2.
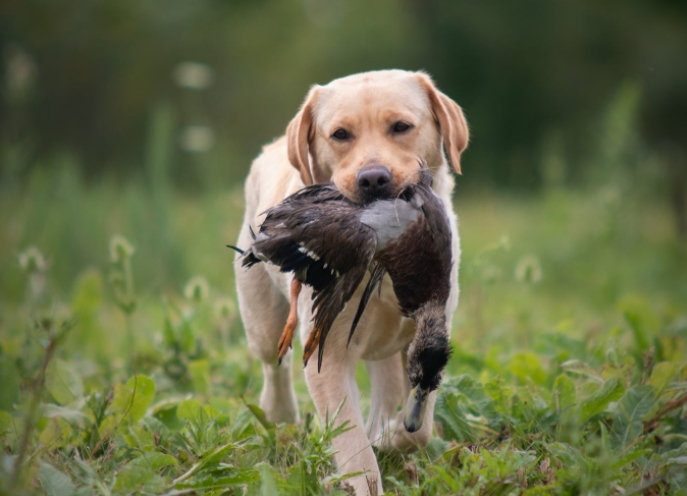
230,167,453,433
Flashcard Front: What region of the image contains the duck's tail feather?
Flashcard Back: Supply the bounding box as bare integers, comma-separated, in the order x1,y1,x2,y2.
347,263,386,347
226,244,245,255
308,265,368,372
227,243,261,268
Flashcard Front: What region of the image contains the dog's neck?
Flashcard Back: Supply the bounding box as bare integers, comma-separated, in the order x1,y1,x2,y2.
429,159,455,207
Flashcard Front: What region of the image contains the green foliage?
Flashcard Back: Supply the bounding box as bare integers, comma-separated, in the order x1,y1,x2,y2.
37,462,76,496
612,386,655,449
1,131,687,494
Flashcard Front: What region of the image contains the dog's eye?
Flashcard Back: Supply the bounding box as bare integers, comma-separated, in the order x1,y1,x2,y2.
392,122,412,134
332,128,350,141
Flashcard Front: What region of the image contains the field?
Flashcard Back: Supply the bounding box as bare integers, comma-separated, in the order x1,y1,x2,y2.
1,158,687,495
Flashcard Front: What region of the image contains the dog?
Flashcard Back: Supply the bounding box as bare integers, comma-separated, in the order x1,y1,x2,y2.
234,69,468,495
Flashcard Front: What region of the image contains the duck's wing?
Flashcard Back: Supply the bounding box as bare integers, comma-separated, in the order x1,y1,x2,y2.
240,185,346,284
250,193,376,293
347,262,386,347
308,240,377,372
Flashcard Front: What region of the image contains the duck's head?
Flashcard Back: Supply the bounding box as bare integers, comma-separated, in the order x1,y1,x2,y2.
403,302,452,433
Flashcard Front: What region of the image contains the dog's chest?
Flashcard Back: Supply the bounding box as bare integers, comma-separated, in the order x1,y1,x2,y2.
356,273,416,360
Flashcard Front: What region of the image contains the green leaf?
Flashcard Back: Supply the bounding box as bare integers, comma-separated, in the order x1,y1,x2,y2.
553,374,576,410
453,375,501,420
245,403,276,432
619,295,658,352
432,465,460,493
484,379,512,414
649,362,677,396
172,443,239,486
111,375,155,424
0,411,14,437
70,269,106,355
128,453,178,470
508,351,547,385
42,404,91,429
613,449,652,470
435,375,503,443
173,471,259,490
46,359,84,405
112,464,165,495
612,385,655,448
176,398,203,422
257,462,279,496
37,462,76,496
661,442,687,462
580,378,624,423
561,360,604,383
188,359,211,396
229,407,256,440
0,357,19,411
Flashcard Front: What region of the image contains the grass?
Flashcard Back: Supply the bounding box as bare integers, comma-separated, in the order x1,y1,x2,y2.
0,154,686,495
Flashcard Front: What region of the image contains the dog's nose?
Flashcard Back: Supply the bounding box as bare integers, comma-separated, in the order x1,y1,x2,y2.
356,166,393,201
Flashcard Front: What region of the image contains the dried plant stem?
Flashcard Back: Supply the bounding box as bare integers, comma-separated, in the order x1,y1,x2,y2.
643,393,687,433
123,255,135,372
126,312,135,372
9,336,58,491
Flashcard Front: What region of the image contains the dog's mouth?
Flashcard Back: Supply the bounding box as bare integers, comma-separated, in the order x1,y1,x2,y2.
356,186,401,205
392,163,434,203
337,160,433,205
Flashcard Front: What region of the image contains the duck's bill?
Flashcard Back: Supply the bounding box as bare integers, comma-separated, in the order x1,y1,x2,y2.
403,386,430,433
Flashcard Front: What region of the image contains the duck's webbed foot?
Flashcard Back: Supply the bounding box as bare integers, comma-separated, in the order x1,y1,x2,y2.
302,324,321,367
277,278,302,365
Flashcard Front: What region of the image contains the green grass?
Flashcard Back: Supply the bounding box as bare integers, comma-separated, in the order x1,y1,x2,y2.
1,161,686,495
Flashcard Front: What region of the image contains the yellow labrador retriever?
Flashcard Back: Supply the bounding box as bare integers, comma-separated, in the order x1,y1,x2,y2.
235,69,468,495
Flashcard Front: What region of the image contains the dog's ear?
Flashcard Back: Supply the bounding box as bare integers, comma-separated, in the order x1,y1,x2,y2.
416,72,469,175
287,86,320,185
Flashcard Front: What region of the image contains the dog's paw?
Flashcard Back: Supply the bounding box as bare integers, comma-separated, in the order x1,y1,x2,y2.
369,418,431,453
389,420,432,453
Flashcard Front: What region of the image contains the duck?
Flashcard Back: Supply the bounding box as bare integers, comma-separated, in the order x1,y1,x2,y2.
230,165,453,433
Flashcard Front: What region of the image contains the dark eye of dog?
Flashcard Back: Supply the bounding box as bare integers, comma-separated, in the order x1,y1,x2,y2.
392,122,412,134
332,128,349,140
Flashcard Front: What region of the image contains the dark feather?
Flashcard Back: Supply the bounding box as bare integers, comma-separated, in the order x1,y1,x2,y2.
347,263,386,347
239,183,379,371
226,244,244,255
310,247,374,371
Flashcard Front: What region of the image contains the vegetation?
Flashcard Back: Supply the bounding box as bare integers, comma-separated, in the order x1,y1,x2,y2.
1,115,687,495
1,5,686,491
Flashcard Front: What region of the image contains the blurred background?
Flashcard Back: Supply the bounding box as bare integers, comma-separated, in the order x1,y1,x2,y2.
1,0,686,373
2,5,687,491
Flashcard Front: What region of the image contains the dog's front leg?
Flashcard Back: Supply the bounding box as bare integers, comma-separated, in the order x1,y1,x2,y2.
364,352,405,448
304,356,383,496
235,232,300,424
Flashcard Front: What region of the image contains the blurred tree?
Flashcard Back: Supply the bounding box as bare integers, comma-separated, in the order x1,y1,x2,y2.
1,0,686,208
636,3,687,237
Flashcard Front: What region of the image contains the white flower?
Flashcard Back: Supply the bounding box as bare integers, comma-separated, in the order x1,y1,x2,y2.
179,126,215,153
515,256,542,284
172,62,214,90
109,235,135,263
214,297,237,321
185,276,210,302
18,246,46,273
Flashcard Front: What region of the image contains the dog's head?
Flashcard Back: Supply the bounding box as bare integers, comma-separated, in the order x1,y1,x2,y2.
286,70,469,203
